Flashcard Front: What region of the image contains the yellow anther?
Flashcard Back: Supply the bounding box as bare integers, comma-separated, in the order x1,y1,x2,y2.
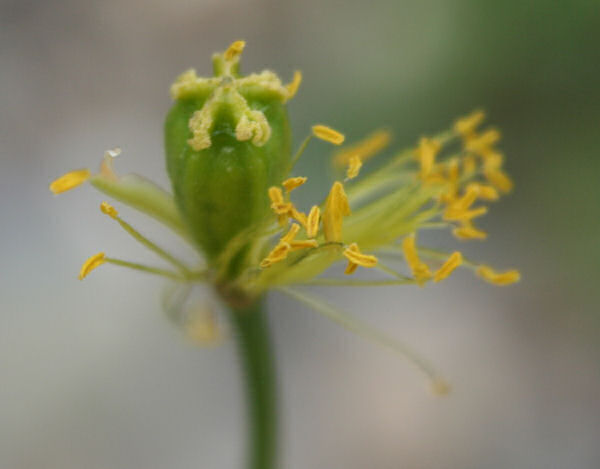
476,265,521,286
446,157,460,183
289,206,308,228
306,206,320,238
444,206,488,222
433,252,463,282
271,202,293,215
465,128,501,153
289,239,319,251
268,186,284,204
416,137,441,180
78,252,106,280
281,223,301,243
484,168,514,193
312,125,345,145
452,223,488,240
224,40,246,61
466,182,499,201
450,185,479,211
462,155,477,177
99,201,118,219
346,155,362,179
333,129,392,167
454,110,485,136
49,169,91,194
342,243,378,275
286,70,302,99
402,234,432,285
260,242,291,268
322,181,350,242
481,149,504,171
282,176,307,192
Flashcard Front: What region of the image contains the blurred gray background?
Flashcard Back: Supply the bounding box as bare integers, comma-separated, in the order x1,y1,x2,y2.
2,0,600,468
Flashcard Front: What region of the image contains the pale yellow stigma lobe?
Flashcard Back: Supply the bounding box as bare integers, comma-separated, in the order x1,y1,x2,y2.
322,182,350,242
346,155,362,179
306,206,320,238
285,71,302,99
224,40,246,61
282,177,307,192
312,125,345,145
433,252,463,282
476,265,520,285
78,252,106,280
100,201,118,219
402,234,431,285
49,169,91,194
343,243,378,275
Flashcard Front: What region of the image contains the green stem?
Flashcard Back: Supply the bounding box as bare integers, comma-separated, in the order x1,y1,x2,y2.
227,298,277,469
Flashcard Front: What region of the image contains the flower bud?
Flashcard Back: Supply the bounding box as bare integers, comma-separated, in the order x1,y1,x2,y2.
165,41,293,261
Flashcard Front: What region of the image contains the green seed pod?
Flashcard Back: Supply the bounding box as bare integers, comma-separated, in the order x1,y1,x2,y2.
165,41,297,263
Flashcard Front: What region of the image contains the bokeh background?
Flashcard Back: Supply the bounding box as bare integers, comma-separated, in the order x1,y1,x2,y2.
2,0,599,468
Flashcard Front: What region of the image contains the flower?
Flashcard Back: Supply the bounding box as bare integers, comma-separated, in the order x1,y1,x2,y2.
49,41,519,391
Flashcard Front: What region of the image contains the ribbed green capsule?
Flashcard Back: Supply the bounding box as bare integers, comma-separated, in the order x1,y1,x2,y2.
165,41,296,263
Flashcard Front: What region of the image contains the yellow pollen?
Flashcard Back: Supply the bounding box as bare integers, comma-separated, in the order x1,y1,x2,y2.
78,252,106,280
312,125,345,145
402,234,432,286
476,265,521,286
465,128,501,153
322,181,350,242
346,155,362,179
224,40,246,61
289,239,319,251
260,242,291,268
282,176,307,192
453,223,488,240
281,223,301,243
484,168,514,193
454,110,485,136
286,71,302,99
306,206,320,238
271,202,293,215
450,185,479,211
342,243,378,275
333,129,392,167
49,169,91,194
416,137,441,180
99,201,118,219
444,206,488,222
466,182,500,201
268,186,284,204
433,252,463,282
289,206,308,228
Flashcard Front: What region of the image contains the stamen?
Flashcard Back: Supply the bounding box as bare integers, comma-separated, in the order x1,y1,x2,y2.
282,176,307,192
78,252,106,280
343,243,378,275
402,234,432,285
476,265,521,285
285,70,302,99
306,206,320,238
312,125,345,145
465,128,501,153
99,201,118,219
433,251,463,282
346,155,362,179
454,110,485,136
452,223,488,240
322,182,350,242
224,40,246,61
415,137,441,180
484,168,514,193
466,182,499,201
444,206,488,222
260,242,291,268
281,223,300,243
289,239,319,251
268,186,284,204
49,169,91,194
333,129,392,167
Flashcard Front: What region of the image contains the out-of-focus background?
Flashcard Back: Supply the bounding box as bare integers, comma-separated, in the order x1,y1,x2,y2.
2,0,599,468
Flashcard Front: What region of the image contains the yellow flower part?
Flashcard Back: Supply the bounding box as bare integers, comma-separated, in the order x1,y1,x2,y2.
99,201,118,219
415,137,441,180
333,129,391,167
452,223,488,240
282,177,307,192
449,185,479,211
346,155,362,179
268,186,284,204
466,182,499,201
343,243,378,275
322,181,350,242
223,40,246,61
306,206,320,238
260,242,291,268
49,169,91,194
465,128,501,154
402,234,432,285
484,168,514,193
433,252,463,282
281,223,300,243
454,109,485,137
285,70,302,99
289,239,319,251
289,206,308,228
476,265,521,285
312,125,345,145
444,206,488,222
78,252,106,280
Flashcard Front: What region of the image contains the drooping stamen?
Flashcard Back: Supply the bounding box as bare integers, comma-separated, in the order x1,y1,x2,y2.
433,251,463,282
78,252,106,280
312,125,345,145
49,169,91,194
476,265,520,285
